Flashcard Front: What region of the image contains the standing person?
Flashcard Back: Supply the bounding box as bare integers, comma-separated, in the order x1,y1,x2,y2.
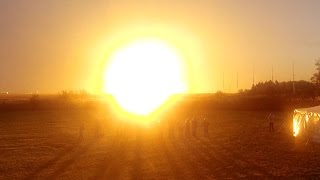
202,117,209,137
158,120,164,139
268,112,275,133
192,117,198,137
179,121,184,138
185,118,191,138
79,123,84,142
95,118,104,138
168,118,174,139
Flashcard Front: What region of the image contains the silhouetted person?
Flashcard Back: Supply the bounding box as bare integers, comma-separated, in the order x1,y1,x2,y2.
268,112,275,132
79,123,84,141
179,121,184,138
202,118,209,137
95,119,104,138
158,120,164,139
192,117,198,137
116,120,124,137
185,118,191,138
168,118,174,139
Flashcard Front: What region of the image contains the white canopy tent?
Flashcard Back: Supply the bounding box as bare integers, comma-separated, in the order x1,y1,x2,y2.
293,106,320,142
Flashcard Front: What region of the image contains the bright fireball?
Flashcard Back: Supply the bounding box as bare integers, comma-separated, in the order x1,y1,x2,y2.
103,39,187,116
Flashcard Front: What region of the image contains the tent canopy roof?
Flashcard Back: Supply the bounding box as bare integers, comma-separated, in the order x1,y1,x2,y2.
296,105,320,114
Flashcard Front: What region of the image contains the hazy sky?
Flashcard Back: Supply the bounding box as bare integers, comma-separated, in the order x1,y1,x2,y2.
1,0,320,93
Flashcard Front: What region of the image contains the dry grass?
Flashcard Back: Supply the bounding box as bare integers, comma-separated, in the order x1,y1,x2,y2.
1,109,320,179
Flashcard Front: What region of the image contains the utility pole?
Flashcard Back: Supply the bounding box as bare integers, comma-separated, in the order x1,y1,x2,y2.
237,72,239,92
253,64,255,86
223,72,225,92
272,65,274,82
293,61,295,94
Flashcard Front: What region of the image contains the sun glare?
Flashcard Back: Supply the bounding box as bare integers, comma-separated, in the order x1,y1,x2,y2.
103,39,187,116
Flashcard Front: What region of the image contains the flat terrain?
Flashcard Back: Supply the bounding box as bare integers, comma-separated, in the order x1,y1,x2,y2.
1,109,320,179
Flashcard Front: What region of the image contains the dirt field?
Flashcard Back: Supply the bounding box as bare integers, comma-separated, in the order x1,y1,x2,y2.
1,109,320,179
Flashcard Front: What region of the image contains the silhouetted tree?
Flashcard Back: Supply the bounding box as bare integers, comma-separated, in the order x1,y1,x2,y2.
311,58,320,86
246,80,316,98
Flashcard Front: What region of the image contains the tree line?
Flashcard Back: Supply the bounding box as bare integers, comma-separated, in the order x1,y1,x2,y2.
240,58,320,99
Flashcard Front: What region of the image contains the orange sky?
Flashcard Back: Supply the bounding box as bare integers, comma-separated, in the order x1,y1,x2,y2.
0,0,320,93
